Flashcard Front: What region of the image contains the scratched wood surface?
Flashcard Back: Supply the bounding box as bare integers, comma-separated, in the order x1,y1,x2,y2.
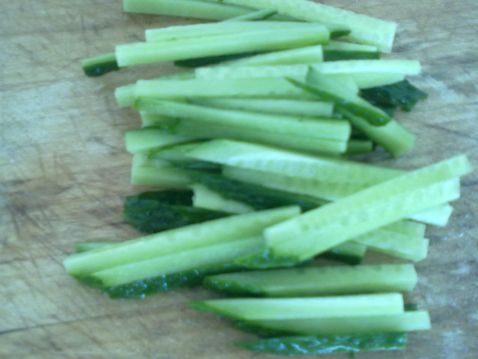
1,1,477,358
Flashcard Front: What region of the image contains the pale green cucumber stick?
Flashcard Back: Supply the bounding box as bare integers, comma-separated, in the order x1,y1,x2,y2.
264,155,472,261
209,0,397,51
204,264,418,297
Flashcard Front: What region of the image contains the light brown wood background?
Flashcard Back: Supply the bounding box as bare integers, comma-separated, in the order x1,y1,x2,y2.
1,1,477,358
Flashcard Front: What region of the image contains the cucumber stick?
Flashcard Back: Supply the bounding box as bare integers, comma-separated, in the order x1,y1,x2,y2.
123,0,252,20
135,77,314,99
239,333,407,355
64,206,300,275
265,156,471,261
223,165,452,226
226,45,324,66
192,293,404,320
246,311,431,336
145,21,322,43
125,128,196,154
212,0,397,52
187,140,401,186
81,52,119,77
224,9,277,22
116,26,330,67
292,70,392,126
192,184,254,214
192,98,334,118
135,100,349,154
355,228,430,262
91,236,263,287
196,60,420,89
204,264,417,297
324,41,380,61
136,99,350,142
341,109,416,157
131,155,192,187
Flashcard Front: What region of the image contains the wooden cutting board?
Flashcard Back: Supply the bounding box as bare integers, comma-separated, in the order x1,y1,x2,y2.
1,1,477,358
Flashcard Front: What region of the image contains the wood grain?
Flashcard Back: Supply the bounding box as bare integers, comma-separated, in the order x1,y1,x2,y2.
1,1,477,358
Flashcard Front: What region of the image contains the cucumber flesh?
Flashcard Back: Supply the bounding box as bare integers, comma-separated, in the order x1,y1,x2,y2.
90,236,262,287
64,206,300,275
224,9,277,21
123,0,252,20
355,229,430,262
192,184,254,214
117,26,330,67
131,155,192,187
340,109,416,157
136,100,351,142
226,45,324,66
125,128,196,154
290,70,392,126
323,242,367,265
245,311,431,336
135,77,314,99
238,333,407,355
187,140,401,186
197,60,419,89
204,264,417,297
145,21,320,42
213,0,397,52
409,204,454,227
192,98,334,118
192,293,404,320
265,155,471,261
346,140,374,155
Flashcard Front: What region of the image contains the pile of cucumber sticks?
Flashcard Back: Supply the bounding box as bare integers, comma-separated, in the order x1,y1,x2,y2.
66,0,473,355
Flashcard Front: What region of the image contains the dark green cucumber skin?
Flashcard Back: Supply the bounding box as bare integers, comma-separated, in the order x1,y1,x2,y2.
82,60,119,77
237,333,407,355
174,53,257,68
361,80,428,115
124,190,229,233
322,249,363,265
76,264,240,299
287,78,391,127
323,51,381,61
190,172,324,212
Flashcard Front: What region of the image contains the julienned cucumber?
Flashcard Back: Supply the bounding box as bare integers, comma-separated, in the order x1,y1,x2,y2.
204,264,417,297
116,25,330,67
81,52,119,77
192,293,404,320
64,206,300,275
195,60,420,89
224,8,277,22
225,45,324,66
185,140,401,186
289,70,392,126
145,22,324,43
191,98,334,118
135,100,351,142
238,333,407,355
125,128,196,154
243,311,431,336
135,99,350,154
89,236,263,287
123,0,253,20
265,156,471,261
323,41,380,61
210,0,397,52
135,77,314,100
